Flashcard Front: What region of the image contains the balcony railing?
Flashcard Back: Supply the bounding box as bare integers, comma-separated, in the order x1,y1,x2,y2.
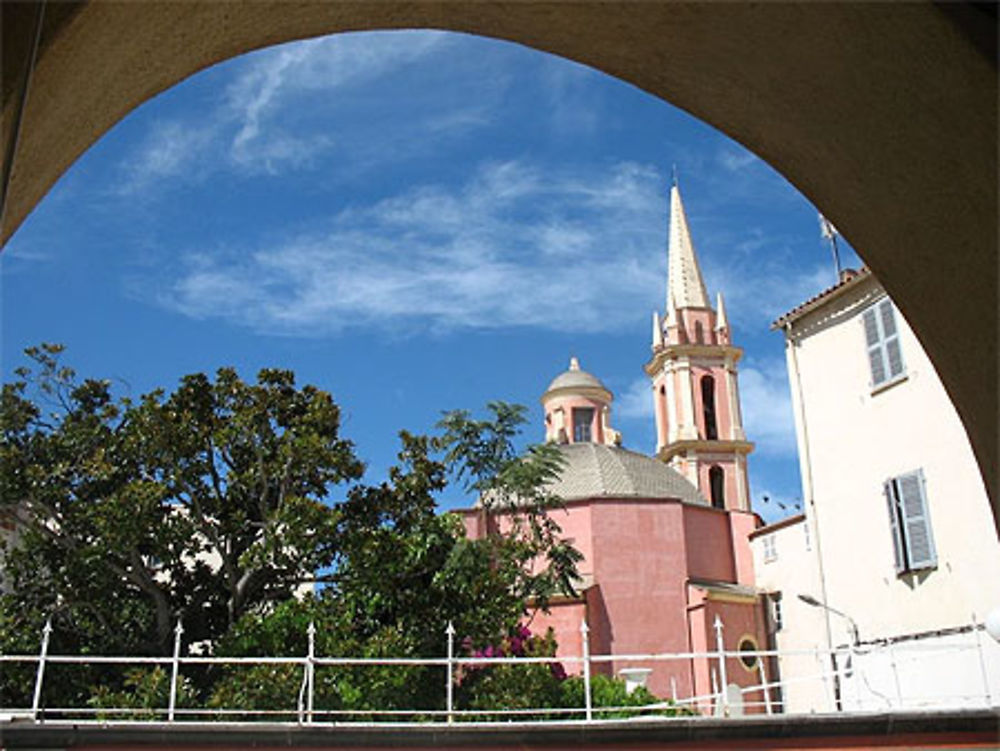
2,617,996,725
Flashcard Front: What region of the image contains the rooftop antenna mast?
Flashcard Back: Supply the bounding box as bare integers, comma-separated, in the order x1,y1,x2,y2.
819,213,842,282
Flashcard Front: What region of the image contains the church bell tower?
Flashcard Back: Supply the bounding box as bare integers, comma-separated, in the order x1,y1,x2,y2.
646,180,754,511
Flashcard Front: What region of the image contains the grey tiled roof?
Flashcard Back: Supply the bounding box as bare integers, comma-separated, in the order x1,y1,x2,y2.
545,443,706,505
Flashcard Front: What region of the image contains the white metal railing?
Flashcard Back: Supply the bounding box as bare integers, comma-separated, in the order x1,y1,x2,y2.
1,617,995,726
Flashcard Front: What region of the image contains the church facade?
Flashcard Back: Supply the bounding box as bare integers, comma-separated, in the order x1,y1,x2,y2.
460,183,769,709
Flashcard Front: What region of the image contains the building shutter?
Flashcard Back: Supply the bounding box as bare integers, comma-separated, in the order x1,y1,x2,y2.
864,300,905,387
884,480,905,573
896,469,936,570
879,299,905,379
863,308,887,385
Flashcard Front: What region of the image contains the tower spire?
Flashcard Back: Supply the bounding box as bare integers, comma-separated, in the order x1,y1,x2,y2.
666,182,710,313
715,291,729,331
647,182,753,512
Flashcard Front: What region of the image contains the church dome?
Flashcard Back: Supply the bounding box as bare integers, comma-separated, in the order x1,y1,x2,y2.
543,357,610,399
546,443,706,505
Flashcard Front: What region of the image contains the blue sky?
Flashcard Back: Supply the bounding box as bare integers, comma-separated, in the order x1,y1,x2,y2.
1,30,859,522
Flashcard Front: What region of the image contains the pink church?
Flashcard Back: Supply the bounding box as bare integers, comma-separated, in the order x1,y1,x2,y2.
461,182,769,707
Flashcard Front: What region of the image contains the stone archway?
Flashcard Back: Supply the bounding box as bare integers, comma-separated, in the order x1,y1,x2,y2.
2,3,995,520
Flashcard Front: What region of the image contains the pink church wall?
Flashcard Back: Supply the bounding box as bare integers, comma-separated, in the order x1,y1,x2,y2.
527,599,587,674
679,309,717,346
458,496,763,705
682,505,735,582
586,500,694,697
685,587,712,708
549,502,594,570
728,511,760,587
686,586,769,715
702,597,770,715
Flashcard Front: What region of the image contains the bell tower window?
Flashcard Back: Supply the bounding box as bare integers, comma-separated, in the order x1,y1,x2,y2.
710,465,725,509
701,375,718,440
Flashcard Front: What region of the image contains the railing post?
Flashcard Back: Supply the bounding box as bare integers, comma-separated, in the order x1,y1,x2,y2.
306,621,316,724
580,619,592,721
758,656,772,715
815,646,834,711
445,621,456,725
168,620,184,722
971,614,993,707
31,618,52,722
887,640,902,708
713,616,729,717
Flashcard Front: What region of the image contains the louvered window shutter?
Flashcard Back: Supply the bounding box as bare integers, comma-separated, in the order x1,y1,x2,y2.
879,300,905,379
895,469,937,570
864,300,906,388
884,480,905,573
863,308,887,386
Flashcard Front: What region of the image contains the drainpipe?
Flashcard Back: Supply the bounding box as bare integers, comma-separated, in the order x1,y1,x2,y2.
785,323,835,661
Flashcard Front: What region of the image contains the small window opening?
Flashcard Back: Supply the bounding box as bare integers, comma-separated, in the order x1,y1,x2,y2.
709,465,725,509
701,375,718,440
572,407,594,443
738,637,760,670
770,593,783,631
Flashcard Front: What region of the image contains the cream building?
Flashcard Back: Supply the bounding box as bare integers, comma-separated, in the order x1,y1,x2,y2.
753,268,1000,711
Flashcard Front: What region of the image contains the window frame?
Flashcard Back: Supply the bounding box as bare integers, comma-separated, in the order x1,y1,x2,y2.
762,534,777,563
572,406,594,443
884,468,937,575
862,297,906,392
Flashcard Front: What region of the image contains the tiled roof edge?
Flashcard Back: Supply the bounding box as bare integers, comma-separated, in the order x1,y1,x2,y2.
771,267,872,330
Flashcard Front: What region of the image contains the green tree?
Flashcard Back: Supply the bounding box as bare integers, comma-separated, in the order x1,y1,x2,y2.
1,345,363,705
1,347,581,714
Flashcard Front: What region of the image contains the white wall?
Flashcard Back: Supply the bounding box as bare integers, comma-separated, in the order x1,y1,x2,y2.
751,517,835,713
777,273,1000,710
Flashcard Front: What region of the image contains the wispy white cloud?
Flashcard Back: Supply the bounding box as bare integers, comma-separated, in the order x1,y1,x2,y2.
157,160,667,335
739,361,797,457
702,252,832,330
616,377,654,420
540,57,602,136
118,31,466,191
119,120,217,194
717,147,758,174
224,32,449,172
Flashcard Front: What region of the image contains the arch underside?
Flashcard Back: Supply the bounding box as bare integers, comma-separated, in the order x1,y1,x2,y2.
1,2,996,524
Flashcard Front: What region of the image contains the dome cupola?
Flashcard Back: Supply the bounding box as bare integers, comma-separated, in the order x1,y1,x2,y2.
541,357,621,446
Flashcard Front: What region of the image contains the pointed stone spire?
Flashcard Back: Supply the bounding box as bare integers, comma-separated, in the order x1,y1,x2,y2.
715,291,729,331
652,311,664,349
666,183,710,312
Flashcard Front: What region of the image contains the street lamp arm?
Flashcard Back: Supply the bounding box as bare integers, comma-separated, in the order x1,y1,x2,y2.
798,593,860,646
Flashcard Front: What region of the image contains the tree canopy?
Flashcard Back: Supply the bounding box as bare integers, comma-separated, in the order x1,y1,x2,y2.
0,344,582,712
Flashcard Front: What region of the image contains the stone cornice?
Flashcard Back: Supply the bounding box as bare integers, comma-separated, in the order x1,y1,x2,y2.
656,439,754,461
644,344,743,376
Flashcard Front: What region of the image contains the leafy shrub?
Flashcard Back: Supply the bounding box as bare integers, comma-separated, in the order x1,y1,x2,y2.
87,667,195,721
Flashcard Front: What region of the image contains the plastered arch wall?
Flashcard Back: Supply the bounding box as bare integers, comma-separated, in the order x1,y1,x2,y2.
2,3,995,522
